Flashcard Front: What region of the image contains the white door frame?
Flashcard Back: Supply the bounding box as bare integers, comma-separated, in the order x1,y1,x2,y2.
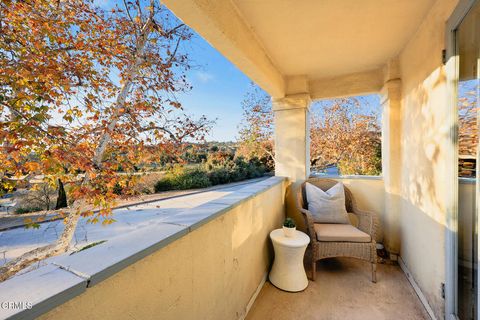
445,1,478,318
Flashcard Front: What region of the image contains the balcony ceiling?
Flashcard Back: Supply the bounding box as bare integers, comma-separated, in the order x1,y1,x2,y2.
232,0,434,79
164,0,435,98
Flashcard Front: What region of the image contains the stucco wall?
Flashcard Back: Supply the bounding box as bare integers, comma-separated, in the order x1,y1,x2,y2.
39,181,286,320
398,0,459,318
273,96,311,181
338,178,385,242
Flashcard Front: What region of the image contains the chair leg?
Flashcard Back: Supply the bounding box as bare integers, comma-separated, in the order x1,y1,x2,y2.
371,262,377,283
311,260,316,281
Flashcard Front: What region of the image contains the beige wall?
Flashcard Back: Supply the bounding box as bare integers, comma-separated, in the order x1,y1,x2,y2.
40,182,286,320
339,178,385,243
397,0,458,318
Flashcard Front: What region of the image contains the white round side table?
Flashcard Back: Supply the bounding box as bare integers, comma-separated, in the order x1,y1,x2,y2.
269,229,310,292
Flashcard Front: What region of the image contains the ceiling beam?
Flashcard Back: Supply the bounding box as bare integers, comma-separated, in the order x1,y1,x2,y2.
309,69,384,100
163,0,285,98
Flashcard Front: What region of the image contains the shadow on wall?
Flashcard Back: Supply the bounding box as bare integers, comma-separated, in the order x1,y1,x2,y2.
399,48,453,320
400,66,448,227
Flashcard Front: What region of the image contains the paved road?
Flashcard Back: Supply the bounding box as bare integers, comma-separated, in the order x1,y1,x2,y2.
0,177,267,266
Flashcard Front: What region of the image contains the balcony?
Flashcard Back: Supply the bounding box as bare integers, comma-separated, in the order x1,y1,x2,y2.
1,176,432,320
1,0,478,319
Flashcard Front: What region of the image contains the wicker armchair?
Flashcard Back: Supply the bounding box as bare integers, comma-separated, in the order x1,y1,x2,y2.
296,178,378,282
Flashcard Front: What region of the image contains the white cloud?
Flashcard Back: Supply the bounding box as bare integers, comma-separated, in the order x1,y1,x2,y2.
196,71,215,83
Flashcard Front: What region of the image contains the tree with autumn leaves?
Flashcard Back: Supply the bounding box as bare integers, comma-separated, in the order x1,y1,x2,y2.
236,85,274,170
457,81,479,177
310,98,381,175
237,86,382,176
0,0,212,280
458,82,478,157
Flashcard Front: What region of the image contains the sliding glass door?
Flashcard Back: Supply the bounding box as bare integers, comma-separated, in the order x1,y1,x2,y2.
457,3,480,319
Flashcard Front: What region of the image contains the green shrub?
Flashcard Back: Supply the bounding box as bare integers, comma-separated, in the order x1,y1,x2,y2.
154,178,174,192
154,167,211,192
153,157,267,193
172,168,211,190
207,167,231,185
15,207,43,214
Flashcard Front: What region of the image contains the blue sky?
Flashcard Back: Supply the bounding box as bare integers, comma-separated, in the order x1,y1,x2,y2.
91,0,254,142
92,1,381,142
176,33,253,142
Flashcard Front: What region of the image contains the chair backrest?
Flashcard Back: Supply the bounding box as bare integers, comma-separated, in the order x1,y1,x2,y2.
298,178,354,213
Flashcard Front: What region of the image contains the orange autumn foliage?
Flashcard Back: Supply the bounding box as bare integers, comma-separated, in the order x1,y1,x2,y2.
0,0,213,280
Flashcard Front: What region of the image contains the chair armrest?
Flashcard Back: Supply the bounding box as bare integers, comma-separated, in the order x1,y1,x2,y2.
298,208,316,244
353,207,377,241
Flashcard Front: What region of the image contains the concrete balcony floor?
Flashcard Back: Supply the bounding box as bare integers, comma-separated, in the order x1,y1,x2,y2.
247,256,429,320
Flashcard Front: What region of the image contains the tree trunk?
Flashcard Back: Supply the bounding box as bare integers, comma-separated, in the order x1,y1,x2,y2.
55,179,68,210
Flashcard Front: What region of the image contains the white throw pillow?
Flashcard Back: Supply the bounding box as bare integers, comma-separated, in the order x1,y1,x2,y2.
305,182,350,224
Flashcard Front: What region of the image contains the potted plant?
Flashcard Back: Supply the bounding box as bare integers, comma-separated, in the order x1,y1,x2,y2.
283,217,296,237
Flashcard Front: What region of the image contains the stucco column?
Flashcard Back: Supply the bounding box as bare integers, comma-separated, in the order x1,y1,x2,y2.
381,79,402,255
272,94,311,181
